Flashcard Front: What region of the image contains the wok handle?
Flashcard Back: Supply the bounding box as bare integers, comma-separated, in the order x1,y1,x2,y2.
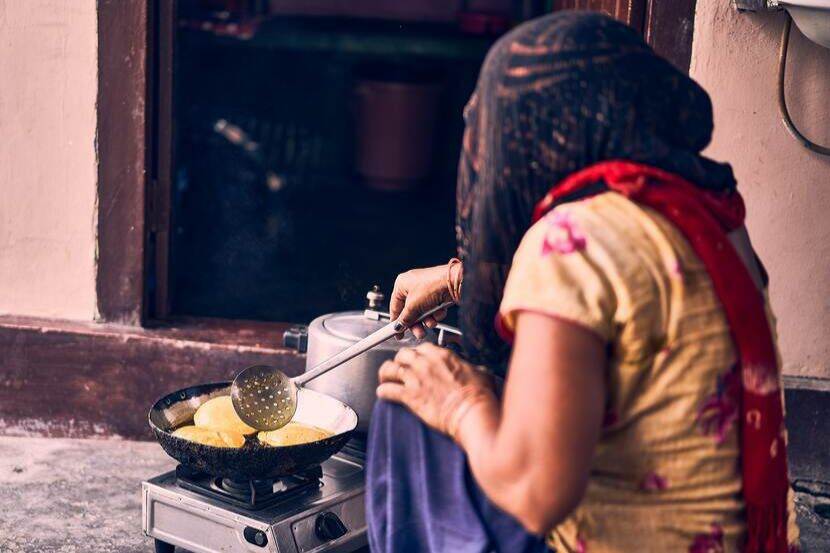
294,302,454,387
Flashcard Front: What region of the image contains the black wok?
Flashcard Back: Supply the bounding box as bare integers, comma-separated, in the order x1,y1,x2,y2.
149,381,358,480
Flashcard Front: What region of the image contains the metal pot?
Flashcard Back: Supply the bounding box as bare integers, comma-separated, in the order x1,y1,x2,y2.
353,65,442,192
283,288,461,435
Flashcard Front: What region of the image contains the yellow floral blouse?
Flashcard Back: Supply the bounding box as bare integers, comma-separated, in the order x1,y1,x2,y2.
498,192,798,552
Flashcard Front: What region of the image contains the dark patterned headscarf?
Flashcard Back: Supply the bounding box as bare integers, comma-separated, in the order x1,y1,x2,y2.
456,12,736,371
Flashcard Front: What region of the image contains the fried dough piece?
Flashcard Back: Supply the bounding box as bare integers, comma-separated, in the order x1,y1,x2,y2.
193,395,256,435
173,425,245,448
258,422,333,447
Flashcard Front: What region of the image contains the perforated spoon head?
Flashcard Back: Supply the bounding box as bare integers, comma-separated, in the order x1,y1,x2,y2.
230,365,298,431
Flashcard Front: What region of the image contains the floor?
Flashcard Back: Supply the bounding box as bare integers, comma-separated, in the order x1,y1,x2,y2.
0,436,174,552
2,433,826,551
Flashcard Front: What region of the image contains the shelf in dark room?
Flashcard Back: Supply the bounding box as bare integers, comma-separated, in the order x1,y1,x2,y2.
179,16,497,61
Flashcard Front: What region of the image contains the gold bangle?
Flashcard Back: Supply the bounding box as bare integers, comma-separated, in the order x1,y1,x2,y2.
446,258,463,304
444,387,496,443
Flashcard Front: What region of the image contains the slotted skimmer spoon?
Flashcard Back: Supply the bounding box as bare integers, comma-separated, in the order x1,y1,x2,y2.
231,302,454,431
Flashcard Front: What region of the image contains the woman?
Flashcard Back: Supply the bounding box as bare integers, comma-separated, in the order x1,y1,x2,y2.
366,12,799,553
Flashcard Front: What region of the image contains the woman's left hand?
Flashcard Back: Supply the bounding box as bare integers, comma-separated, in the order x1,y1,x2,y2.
377,343,497,438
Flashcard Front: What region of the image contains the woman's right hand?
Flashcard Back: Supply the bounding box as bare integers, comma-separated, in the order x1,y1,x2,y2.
390,264,459,339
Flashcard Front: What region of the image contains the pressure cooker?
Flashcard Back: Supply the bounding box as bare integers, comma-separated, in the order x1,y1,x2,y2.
282,286,461,435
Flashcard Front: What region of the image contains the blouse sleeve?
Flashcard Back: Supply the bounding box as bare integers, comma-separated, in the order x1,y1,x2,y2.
498,207,617,342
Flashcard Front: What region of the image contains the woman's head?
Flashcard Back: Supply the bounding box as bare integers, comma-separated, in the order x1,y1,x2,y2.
457,12,735,369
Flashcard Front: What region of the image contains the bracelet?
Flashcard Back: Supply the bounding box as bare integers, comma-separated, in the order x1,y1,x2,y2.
446,258,463,304
443,386,496,443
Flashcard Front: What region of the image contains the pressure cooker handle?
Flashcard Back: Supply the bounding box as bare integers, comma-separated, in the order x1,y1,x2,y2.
435,324,462,347
282,325,308,353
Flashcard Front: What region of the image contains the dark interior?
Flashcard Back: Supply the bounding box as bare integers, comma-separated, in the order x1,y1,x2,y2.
166,3,529,323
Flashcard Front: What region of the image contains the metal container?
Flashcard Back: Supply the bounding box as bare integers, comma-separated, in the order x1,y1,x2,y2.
283,288,460,436
353,65,442,191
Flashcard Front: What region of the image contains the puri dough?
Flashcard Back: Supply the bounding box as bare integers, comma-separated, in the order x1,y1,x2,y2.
193,395,256,435
258,422,333,447
173,425,245,448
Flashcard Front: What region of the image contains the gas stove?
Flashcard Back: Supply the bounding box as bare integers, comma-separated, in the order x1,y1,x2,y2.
142,447,367,553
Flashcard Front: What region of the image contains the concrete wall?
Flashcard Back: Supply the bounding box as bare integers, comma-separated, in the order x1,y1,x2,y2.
0,1,98,320
690,1,830,378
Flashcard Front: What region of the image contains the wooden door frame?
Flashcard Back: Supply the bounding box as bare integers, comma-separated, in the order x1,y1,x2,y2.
550,0,697,71
96,0,152,325
97,0,175,325
643,0,697,72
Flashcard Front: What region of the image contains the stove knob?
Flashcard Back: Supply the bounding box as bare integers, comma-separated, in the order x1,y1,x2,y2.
243,526,268,547
314,511,348,541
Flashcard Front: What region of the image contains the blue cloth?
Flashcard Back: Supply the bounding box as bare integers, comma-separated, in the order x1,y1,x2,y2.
366,400,552,553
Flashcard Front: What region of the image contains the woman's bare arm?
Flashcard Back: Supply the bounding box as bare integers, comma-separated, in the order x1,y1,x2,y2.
455,311,606,533
377,311,606,535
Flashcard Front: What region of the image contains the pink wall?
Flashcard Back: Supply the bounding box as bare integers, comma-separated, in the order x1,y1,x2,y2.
691,1,830,378
0,1,98,320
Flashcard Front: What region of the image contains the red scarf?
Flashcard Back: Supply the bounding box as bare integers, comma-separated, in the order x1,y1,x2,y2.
532,161,790,552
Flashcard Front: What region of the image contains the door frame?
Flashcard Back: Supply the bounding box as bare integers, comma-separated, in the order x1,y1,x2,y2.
96,0,153,325
550,0,697,71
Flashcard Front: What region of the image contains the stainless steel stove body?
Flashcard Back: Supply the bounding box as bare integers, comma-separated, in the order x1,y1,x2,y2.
142,452,367,553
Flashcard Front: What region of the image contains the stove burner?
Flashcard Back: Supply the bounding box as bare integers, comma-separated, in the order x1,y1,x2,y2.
216,477,277,504
175,464,323,511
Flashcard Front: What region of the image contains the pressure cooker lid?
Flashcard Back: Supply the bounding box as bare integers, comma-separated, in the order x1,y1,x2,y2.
321,312,420,346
